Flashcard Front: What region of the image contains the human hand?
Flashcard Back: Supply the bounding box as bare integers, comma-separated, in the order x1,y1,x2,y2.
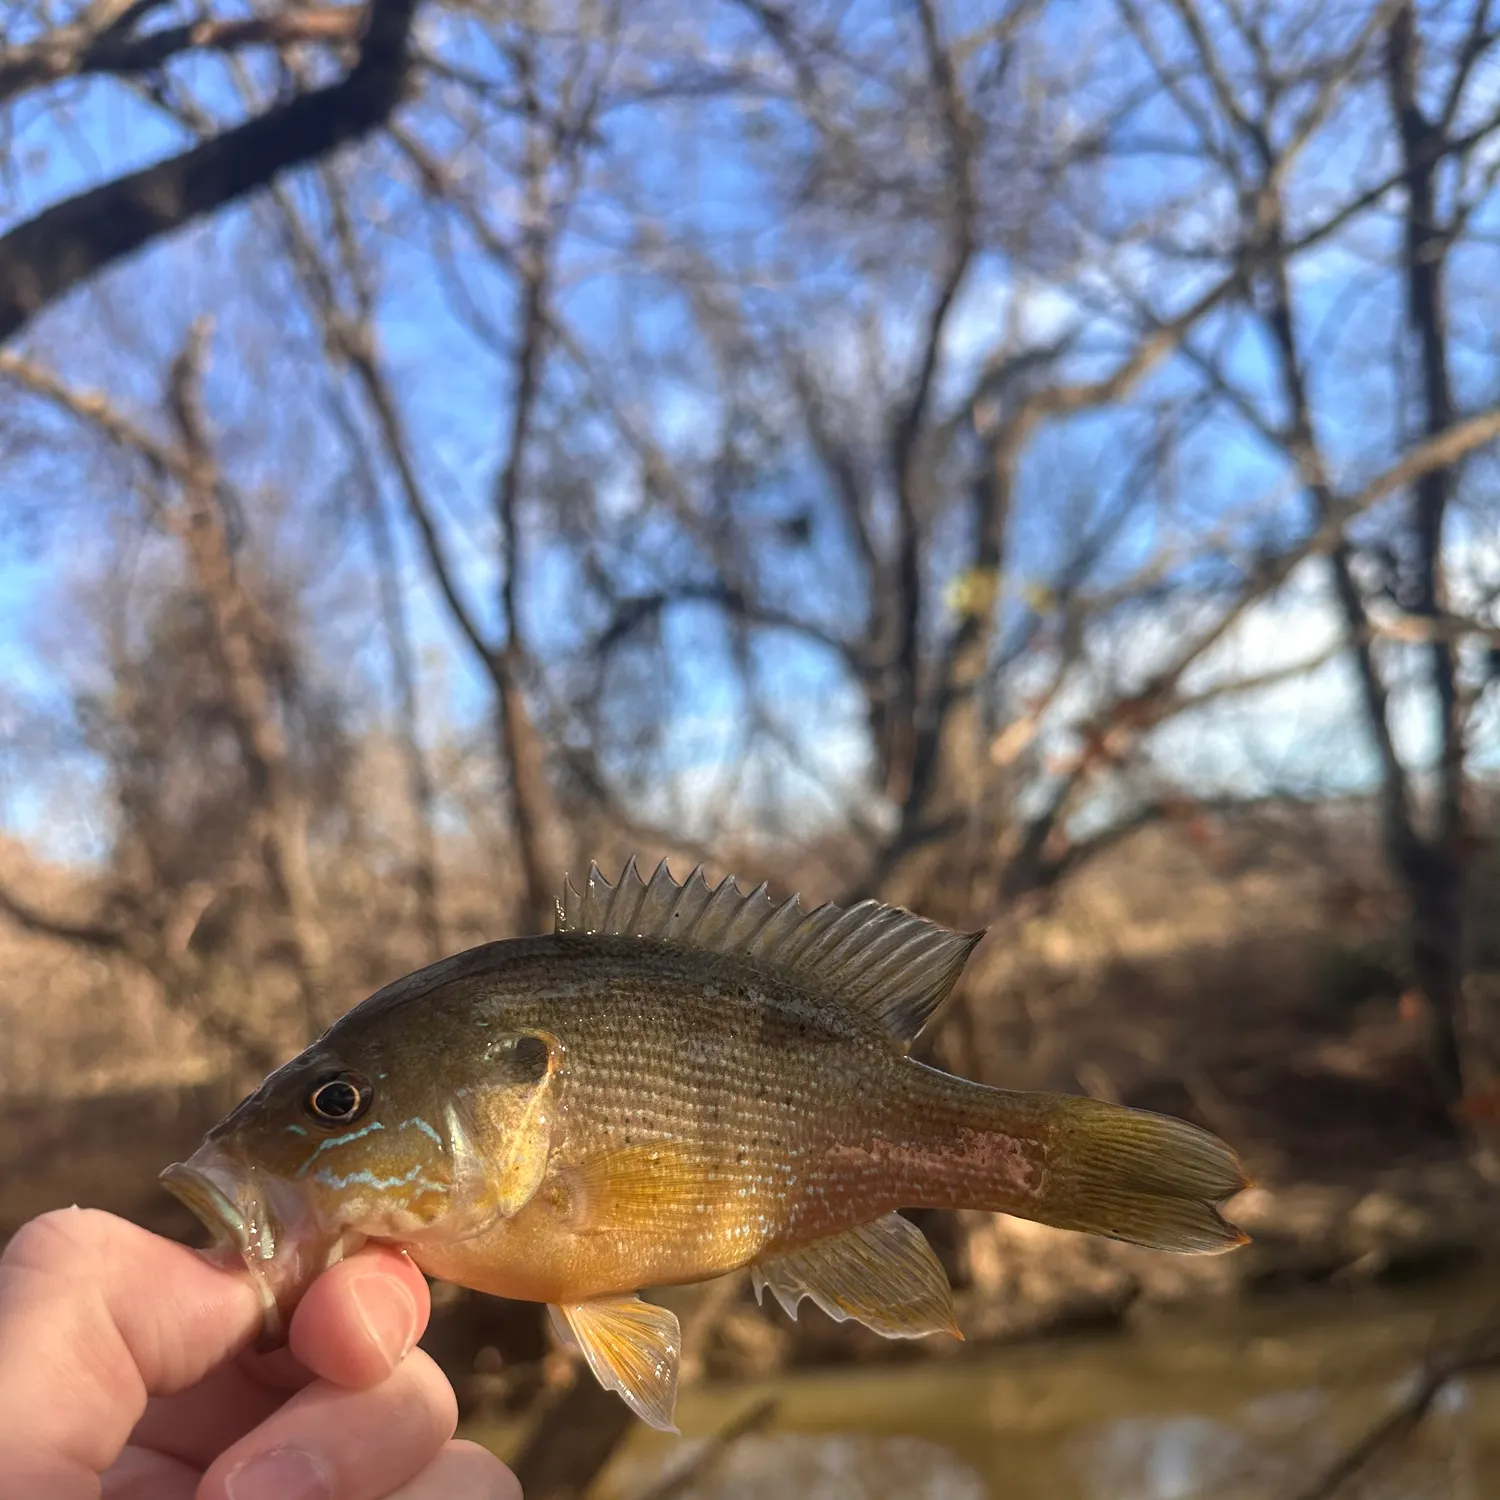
0,1207,519,1500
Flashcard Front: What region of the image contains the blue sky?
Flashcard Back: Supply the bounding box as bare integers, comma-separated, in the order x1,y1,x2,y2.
3,0,1498,864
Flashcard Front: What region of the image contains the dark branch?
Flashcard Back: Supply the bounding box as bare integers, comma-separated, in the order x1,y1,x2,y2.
0,0,418,344
0,884,128,953
1387,2,1465,852
1439,0,1496,134
1288,1312,1500,1500
595,585,861,671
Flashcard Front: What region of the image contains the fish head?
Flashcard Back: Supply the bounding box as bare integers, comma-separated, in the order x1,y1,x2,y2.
161,1026,561,1341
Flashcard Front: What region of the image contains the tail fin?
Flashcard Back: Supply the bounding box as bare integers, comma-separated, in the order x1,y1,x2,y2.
976,1091,1251,1253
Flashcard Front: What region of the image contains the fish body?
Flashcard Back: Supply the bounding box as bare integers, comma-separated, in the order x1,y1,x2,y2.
162,860,1250,1430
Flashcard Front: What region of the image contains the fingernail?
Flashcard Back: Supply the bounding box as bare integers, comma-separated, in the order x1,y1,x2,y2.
225,1448,332,1500
351,1272,418,1365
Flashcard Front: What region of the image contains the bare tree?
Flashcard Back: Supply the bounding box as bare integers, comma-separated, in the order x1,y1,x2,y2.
0,331,340,1067
164,324,332,1023
1108,0,1500,1103
0,0,419,342
7,0,1500,1107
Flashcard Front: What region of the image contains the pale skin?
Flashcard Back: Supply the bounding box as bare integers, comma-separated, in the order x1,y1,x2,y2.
0,1208,519,1500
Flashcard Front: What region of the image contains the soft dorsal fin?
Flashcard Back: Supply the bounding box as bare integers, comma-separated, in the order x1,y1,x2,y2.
555,857,983,1046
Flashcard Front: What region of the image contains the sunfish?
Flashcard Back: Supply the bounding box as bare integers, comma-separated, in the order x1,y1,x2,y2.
162,858,1249,1430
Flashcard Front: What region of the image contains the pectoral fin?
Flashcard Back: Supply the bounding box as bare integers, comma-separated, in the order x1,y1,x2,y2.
752,1213,962,1340
563,1142,716,1231
554,1294,682,1432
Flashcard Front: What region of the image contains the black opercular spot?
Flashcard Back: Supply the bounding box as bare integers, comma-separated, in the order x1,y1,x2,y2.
509,1034,551,1079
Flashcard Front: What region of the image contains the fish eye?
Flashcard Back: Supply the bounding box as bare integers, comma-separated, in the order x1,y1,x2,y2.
305,1070,373,1126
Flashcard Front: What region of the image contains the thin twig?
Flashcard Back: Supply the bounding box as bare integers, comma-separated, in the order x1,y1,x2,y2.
1286,1312,1500,1500
630,1397,779,1500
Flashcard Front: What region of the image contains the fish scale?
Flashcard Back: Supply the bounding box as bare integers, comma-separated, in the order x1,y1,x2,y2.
440,944,907,1284
162,858,1251,1433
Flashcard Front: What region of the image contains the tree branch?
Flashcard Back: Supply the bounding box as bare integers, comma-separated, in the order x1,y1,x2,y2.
484,25,605,931
164,324,330,1027
0,348,179,480
1000,401,1500,896
0,883,131,954
787,353,879,586
594,585,861,671
324,381,446,962
879,0,978,803
0,0,418,344
0,6,363,107
1439,0,1496,134
1387,2,1465,853
1287,1311,1500,1500
967,81,1500,464
1262,243,1418,868
268,179,504,683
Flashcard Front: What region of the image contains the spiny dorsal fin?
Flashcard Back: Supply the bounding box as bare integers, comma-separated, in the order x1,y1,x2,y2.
554,857,983,1046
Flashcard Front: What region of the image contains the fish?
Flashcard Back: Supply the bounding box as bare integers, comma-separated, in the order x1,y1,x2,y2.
161,858,1251,1431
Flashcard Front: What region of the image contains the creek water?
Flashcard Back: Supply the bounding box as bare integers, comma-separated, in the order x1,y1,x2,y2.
468,1265,1500,1499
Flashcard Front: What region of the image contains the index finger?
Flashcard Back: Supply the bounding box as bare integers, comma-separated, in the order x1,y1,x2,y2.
127,1242,433,1471
0,1208,264,1499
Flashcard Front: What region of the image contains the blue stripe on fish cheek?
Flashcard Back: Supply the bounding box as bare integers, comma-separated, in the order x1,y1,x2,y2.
398,1116,444,1149
311,1161,444,1193
294,1119,386,1177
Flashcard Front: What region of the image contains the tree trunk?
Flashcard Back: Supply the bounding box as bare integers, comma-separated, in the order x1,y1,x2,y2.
1386,2,1471,1105
365,481,446,961
167,331,331,1034
497,651,565,934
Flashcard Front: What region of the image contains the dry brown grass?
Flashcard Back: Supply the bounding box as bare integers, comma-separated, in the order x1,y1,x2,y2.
0,836,219,1098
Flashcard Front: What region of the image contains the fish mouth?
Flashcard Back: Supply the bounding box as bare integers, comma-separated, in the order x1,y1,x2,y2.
161,1150,335,1345
160,1160,256,1260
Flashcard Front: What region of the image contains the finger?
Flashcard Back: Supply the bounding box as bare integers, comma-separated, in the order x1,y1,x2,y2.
287,1244,430,1388
129,1242,429,1469
0,1208,264,1498
99,1444,200,1500
385,1440,522,1500
199,1349,457,1500
127,1361,290,1471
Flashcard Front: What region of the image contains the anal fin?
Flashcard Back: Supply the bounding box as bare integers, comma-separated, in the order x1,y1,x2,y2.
752,1212,961,1340
554,1294,682,1432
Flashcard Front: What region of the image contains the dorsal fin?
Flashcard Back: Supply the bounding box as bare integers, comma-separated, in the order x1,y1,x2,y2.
554,857,983,1046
